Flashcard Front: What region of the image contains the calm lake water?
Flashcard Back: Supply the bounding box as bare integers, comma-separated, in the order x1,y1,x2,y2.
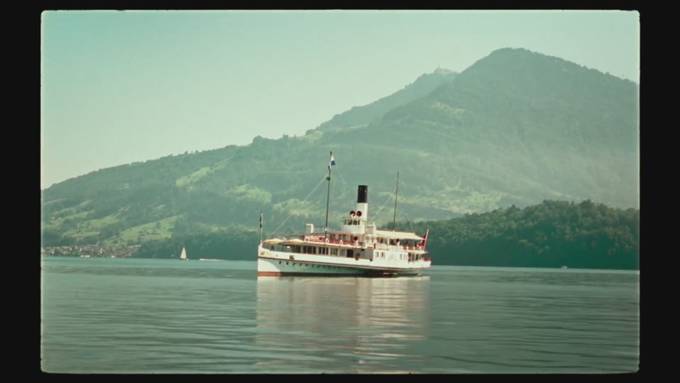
41,257,639,373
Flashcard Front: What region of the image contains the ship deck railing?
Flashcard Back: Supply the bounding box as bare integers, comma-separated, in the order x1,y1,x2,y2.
302,235,426,250
265,236,428,253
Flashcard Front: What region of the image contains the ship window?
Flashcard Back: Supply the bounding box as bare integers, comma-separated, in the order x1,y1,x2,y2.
347,250,354,258
330,248,338,256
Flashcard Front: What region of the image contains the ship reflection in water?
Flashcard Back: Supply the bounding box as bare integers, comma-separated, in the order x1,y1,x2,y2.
254,276,431,373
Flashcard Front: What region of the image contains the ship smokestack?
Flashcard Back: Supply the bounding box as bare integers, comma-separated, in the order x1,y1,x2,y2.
357,185,367,203
356,185,368,222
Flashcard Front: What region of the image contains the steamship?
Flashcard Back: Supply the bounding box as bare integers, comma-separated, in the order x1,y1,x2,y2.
257,152,431,277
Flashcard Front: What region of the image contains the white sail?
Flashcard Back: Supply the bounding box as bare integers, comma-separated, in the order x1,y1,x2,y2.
180,247,187,260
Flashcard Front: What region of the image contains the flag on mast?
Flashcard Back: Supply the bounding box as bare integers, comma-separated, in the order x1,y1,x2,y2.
328,152,336,170
421,229,430,249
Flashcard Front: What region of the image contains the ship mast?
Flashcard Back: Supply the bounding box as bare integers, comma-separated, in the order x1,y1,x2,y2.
324,151,333,237
392,170,399,231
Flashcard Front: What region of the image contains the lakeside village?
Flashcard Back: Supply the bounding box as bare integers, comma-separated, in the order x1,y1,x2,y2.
42,244,141,259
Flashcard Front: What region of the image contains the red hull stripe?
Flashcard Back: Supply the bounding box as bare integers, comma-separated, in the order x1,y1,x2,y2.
257,271,403,277
257,271,282,277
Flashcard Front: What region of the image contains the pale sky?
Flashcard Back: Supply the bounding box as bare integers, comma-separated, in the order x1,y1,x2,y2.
41,10,639,189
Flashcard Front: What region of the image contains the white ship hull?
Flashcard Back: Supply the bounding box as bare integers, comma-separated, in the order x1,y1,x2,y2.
257,244,430,277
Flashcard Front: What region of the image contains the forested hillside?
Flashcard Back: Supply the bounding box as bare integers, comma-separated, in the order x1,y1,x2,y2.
42,48,638,251
394,200,639,270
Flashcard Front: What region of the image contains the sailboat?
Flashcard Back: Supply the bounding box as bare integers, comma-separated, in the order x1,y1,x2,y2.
179,246,188,261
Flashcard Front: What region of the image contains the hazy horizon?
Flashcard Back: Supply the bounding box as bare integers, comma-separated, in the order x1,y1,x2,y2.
41,10,639,189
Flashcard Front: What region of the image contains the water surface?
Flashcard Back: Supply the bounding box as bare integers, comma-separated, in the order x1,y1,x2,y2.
41,257,639,373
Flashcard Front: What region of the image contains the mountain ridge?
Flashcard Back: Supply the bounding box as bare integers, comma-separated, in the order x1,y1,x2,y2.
42,47,639,247
315,67,457,133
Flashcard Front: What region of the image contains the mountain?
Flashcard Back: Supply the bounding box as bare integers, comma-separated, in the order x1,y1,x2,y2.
360,47,638,210
42,48,639,248
316,68,457,132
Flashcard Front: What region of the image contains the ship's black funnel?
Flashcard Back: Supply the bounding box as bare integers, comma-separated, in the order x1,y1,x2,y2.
357,185,368,203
